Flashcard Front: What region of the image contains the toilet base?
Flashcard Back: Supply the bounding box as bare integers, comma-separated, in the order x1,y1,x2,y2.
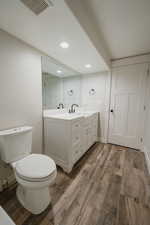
16,185,51,214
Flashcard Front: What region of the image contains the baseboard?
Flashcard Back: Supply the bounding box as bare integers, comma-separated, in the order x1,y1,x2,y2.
143,146,150,174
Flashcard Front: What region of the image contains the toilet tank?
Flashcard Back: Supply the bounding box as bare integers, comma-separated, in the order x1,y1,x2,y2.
0,126,32,163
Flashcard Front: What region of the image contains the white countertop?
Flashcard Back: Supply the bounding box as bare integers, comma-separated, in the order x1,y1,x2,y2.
43,111,98,120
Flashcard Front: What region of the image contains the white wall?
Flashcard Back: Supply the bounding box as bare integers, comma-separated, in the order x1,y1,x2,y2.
0,30,43,153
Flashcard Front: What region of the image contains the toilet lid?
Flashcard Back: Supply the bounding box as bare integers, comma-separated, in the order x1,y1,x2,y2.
15,154,56,179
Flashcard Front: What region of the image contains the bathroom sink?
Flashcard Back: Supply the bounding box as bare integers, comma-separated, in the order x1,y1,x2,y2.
53,112,94,119
44,110,98,120
48,113,84,120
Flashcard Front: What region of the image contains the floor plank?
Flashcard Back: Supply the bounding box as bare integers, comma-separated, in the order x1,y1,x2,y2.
121,149,150,207
0,143,150,225
116,195,150,225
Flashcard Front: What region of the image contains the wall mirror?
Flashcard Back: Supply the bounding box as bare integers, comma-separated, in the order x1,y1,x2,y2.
42,56,81,110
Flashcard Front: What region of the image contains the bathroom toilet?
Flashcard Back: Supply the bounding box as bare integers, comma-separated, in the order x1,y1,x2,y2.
0,126,57,214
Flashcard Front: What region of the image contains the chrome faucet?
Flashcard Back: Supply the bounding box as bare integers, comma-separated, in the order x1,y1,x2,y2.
57,103,64,109
69,104,79,113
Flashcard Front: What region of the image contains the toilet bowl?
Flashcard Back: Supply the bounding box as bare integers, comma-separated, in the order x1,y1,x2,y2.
0,126,57,214
12,154,57,214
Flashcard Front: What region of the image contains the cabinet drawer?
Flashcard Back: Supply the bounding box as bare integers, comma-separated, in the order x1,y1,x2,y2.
84,117,92,127
72,121,80,129
73,143,82,163
72,122,80,134
72,134,80,145
72,121,81,145
93,119,97,127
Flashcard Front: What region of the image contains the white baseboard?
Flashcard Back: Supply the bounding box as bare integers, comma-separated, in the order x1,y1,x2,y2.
143,146,150,174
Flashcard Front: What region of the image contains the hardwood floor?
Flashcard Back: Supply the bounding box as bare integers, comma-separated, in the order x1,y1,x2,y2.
0,143,150,225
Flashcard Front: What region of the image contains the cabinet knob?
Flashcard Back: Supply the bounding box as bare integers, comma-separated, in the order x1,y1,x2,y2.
110,109,114,113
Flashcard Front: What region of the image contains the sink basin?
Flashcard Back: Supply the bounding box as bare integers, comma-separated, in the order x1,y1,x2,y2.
45,113,84,120
59,112,94,119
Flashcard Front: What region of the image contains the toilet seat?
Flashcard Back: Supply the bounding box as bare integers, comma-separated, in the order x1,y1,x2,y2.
16,170,56,182
14,154,56,180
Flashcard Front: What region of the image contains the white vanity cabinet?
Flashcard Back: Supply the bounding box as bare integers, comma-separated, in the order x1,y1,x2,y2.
71,119,84,164
83,113,98,153
44,117,84,173
44,112,98,173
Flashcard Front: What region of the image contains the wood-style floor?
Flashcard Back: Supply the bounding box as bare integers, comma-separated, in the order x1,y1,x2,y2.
1,143,150,225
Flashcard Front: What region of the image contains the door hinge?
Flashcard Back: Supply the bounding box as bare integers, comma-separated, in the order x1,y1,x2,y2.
144,105,146,111
140,137,143,143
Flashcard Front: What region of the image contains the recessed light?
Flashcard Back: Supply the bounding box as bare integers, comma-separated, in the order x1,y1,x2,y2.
57,70,62,74
59,42,70,49
85,64,92,68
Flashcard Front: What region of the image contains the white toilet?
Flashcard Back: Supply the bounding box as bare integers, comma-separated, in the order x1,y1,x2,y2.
0,126,57,215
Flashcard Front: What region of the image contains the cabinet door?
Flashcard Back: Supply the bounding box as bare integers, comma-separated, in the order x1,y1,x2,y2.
84,118,93,150
91,114,98,143
88,126,93,148
72,142,82,163
72,119,84,163
83,114,98,153
83,127,88,153
72,120,81,146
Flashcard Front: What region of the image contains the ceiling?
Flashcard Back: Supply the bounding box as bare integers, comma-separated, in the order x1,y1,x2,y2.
0,0,109,74
0,0,149,71
83,0,150,59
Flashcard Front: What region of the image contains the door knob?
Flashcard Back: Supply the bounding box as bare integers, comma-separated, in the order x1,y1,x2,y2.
110,109,114,113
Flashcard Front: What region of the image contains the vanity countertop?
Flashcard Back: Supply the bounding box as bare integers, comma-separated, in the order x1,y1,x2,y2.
44,113,83,120
43,111,98,120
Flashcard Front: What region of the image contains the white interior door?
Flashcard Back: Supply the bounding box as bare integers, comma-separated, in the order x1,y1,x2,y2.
108,64,148,149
